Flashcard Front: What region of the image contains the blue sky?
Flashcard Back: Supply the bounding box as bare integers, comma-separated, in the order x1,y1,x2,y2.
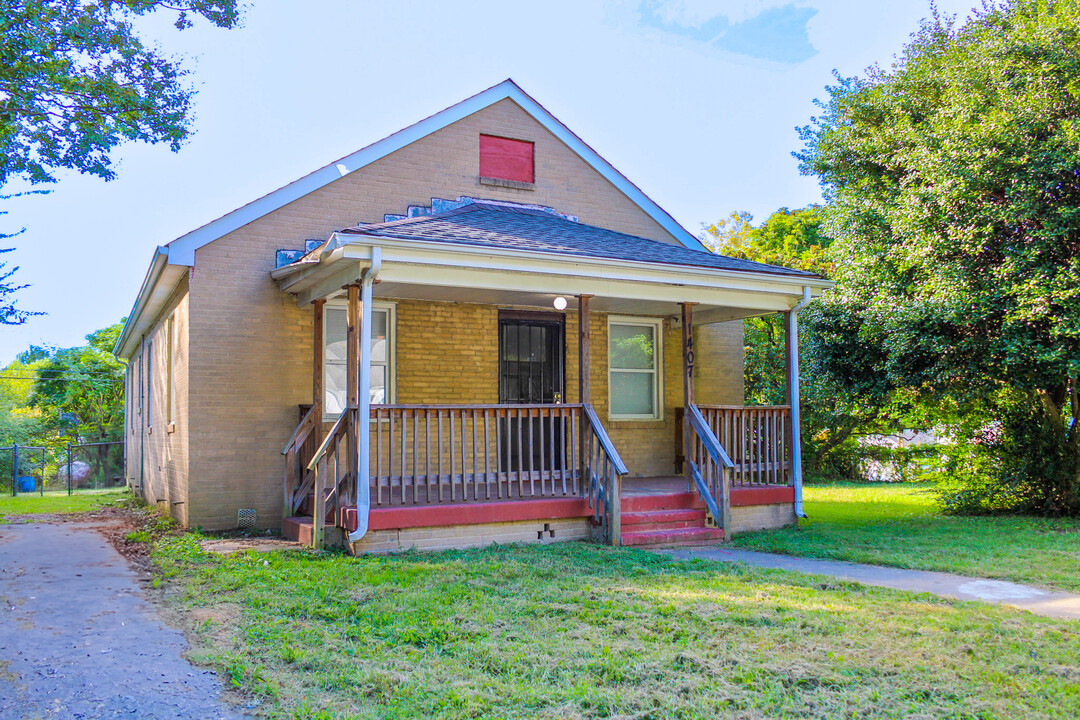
0,0,977,363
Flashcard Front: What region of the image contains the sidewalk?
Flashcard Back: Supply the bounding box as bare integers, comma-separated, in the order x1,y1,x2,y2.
660,546,1080,620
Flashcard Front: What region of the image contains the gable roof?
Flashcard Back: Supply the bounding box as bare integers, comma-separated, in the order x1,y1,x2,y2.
339,203,817,278
165,79,705,265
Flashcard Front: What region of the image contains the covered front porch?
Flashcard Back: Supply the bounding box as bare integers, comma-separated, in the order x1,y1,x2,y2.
272,203,825,551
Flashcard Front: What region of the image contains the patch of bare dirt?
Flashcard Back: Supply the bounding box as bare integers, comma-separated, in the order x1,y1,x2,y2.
200,537,302,554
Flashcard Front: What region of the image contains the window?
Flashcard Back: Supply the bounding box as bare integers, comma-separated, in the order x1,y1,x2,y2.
145,342,153,429
323,303,395,416
166,315,174,428
479,134,534,184
608,317,662,420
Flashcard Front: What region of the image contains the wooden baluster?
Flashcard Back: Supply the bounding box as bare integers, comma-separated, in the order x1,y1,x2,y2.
495,410,504,499
437,410,444,503
425,409,432,503
460,410,468,501
538,408,547,496
483,409,491,500
449,410,457,502
568,409,577,496
472,408,479,501
526,407,535,498
559,408,568,495
516,408,525,499
312,455,326,549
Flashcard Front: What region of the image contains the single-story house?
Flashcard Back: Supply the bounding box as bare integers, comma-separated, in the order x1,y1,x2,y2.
114,79,829,553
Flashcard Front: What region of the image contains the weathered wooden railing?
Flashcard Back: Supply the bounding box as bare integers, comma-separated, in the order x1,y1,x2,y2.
303,407,356,549
685,404,734,530
368,404,586,506
582,404,629,544
281,404,320,520
698,405,792,486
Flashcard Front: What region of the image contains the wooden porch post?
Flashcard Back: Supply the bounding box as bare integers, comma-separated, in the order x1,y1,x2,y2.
681,302,696,491
577,294,592,485
312,299,325,421
346,284,360,503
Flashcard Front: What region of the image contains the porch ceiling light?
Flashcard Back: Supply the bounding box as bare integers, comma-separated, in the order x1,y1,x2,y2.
553,296,567,311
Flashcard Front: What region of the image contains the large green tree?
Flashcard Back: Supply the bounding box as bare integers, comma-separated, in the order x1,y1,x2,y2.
1,0,241,186
798,0,1080,513
705,207,906,477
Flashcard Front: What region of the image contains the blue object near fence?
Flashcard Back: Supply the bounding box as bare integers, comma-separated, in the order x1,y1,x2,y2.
18,476,36,493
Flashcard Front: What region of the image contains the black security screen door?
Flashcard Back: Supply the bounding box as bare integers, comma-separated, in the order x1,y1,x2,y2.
499,313,564,474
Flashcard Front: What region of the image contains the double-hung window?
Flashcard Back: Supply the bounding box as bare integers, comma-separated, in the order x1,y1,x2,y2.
608,317,662,420
323,303,395,416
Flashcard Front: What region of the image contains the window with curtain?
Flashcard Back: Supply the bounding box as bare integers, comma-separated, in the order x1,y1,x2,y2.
323,304,394,415
608,318,662,419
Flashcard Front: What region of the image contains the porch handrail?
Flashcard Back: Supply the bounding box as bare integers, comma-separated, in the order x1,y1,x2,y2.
582,403,628,544
685,403,732,531
583,404,628,475
281,404,320,455
307,406,354,472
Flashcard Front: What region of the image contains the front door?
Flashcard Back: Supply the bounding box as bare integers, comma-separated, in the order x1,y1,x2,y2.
499,313,564,476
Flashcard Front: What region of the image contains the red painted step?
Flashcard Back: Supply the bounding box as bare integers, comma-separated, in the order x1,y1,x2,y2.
621,526,724,547
620,491,705,514
282,516,314,545
621,508,706,527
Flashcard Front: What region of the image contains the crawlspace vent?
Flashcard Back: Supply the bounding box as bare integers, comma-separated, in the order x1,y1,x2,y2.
237,508,257,530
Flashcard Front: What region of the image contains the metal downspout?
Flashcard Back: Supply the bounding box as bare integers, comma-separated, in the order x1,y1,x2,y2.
789,287,812,518
348,249,382,544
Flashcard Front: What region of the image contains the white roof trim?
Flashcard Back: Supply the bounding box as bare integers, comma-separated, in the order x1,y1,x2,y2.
166,79,705,266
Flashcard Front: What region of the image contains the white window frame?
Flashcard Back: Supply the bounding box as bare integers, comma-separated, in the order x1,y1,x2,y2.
607,316,663,421
322,300,396,420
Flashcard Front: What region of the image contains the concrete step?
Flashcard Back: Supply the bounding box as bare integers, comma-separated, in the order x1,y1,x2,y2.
282,516,314,545
622,508,706,527
620,491,704,514
621,526,724,547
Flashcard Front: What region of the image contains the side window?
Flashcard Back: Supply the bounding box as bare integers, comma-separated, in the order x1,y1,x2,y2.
145,342,153,429
323,304,395,416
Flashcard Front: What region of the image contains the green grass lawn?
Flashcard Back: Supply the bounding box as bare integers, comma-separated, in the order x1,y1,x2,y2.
0,488,131,520
156,537,1080,720
730,482,1080,593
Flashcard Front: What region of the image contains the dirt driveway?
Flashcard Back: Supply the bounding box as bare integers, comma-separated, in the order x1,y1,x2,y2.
0,519,249,719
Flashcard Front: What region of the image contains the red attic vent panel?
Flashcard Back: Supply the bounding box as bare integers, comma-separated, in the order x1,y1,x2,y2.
479,134,534,184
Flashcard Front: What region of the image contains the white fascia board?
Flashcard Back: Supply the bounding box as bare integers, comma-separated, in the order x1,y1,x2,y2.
333,234,832,297
165,79,704,265
281,235,829,311
114,247,186,359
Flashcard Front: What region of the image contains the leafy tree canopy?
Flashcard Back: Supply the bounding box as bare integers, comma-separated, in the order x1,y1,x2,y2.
1,0,241,187
31,319,126,443
703,206,834,278
799,0,1080,512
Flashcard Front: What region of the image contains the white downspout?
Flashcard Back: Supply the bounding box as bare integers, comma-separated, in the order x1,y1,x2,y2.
789,286,812,518
348,248,382,543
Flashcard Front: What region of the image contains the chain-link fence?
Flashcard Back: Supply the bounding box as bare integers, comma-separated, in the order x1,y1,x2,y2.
0,441,125,496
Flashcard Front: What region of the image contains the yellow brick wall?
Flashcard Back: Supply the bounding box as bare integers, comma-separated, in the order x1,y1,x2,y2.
125,273,191,526
350,517,592,554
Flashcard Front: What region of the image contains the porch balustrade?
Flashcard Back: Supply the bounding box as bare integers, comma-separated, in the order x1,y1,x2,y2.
369,403,585,505
697,405,793,486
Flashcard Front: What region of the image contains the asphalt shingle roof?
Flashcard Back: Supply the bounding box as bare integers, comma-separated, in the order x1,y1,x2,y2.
338,203,817,278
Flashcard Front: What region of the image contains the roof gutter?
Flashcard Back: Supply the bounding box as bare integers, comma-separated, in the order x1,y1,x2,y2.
114,246,171,359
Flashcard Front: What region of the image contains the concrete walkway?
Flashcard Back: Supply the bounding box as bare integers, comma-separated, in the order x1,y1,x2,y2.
661,547,1080,621
0,521,249,719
